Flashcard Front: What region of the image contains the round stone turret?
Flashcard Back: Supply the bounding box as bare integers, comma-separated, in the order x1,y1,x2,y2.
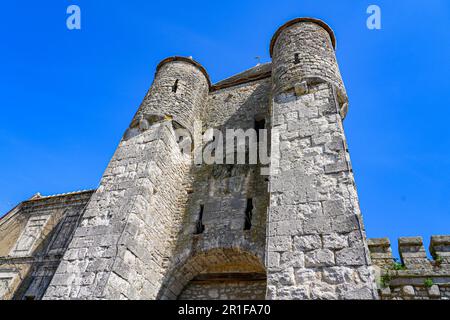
270,18,348,111
133,56,210,133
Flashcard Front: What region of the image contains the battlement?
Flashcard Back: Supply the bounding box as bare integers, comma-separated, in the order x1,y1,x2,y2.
368,236,450,270
368,236,450,300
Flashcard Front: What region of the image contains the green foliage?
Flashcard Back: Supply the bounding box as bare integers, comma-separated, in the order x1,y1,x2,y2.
380,274,391,288
435,255,443,266
424,278,434,288
391,258,406,270
392,261,406,271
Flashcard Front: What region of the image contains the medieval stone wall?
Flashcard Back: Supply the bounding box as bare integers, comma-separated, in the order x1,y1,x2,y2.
156,78,271,299
43,122,192,300
0,191,93,300
266,80,377,299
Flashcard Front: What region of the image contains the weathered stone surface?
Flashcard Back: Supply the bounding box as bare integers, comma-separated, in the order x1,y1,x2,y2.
322,199,345,217
269,268,296,286
295,269,317,283
336,246,368,266
322,267,353,285
305,249,335,267
428,285,440,297
280,251,305,268
179,280,266,300
402,285,415,296
293,235,321,251
310,282,337,300
323,234,348,249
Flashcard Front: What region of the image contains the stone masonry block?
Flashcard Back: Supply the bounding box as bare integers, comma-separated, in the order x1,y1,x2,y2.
367,238,394,269
430,235,450,264
398,237,431,269
280,251,305,268
305,249,335,267
323,234,348,249
331,215,360,233
335,246,367,266
322,199,345,217
322,266,353,285
303,216,332,234
268,236,292,252
293,235,322,252
294,269,317,283
428,285,441,298
324,161,348,174
271,220,303,237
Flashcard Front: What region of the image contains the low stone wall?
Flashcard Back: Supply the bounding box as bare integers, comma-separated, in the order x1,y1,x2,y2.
368,236,450,300
179,280,266,300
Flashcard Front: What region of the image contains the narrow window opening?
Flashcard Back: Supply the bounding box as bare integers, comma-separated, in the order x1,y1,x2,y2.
211,135,216,157
294,53,300,64
244,198,254,230
172,79,179,93
254,119,266,143
195,205,205,234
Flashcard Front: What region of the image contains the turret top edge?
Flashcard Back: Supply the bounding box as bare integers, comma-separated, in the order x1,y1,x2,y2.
156,56,212,88
269,17,337,57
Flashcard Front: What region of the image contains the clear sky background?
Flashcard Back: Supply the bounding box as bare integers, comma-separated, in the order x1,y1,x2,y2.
1,1,449,257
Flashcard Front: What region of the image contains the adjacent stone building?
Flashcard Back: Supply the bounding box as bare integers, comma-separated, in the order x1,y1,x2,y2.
1,17,448,300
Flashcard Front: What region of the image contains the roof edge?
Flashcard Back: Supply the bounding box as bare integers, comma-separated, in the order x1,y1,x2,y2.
212,62,272,91
156,56,212,88
270,17,337,57
27,189,96,201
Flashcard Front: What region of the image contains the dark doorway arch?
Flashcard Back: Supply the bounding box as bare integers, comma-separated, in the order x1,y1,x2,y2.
158,248,266,300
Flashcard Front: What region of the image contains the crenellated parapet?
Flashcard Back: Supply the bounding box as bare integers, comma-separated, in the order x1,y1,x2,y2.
430,236,450,265
368,236,450,300
368,236,450,270
399,237,433,269
366,238,393,269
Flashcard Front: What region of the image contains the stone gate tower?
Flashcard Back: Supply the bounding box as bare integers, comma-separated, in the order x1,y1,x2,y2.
42,17,378,300
266,18,377,299
0,18,382,300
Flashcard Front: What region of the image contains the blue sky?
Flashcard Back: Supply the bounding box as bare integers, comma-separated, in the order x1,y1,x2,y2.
1,1,449,257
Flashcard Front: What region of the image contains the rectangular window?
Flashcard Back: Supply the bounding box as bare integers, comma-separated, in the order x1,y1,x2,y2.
254,119,266,143
194,205,205,234
244,198,254,230
172,79,179,93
